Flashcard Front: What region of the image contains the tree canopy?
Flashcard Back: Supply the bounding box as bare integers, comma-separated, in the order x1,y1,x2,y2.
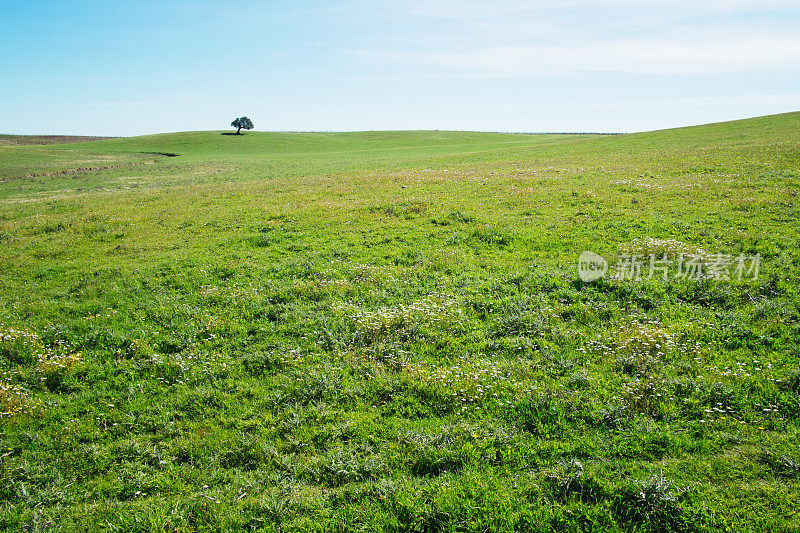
230,117,254,134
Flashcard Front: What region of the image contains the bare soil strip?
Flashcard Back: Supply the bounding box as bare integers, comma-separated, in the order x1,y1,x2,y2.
0,135,120,146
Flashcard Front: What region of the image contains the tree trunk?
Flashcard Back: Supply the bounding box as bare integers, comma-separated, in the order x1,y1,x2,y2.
236,127,242,135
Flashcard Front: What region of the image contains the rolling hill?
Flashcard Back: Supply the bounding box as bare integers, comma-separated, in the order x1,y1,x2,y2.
0,113,798,531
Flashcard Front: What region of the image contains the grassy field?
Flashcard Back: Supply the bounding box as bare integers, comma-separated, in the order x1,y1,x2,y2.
0,112,799,531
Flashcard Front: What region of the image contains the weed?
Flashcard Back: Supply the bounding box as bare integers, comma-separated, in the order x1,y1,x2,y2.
614,471,688,532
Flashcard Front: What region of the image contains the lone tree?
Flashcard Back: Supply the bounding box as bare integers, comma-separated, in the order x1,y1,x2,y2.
231,116,254,135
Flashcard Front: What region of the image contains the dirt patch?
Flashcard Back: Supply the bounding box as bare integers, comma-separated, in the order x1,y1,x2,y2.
1,161,151,182
0,135,120,146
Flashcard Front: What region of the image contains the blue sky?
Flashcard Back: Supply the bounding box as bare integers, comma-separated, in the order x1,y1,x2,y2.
1,0,799,135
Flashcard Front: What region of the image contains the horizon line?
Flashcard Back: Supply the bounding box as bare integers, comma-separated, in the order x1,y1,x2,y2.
1,110,797,138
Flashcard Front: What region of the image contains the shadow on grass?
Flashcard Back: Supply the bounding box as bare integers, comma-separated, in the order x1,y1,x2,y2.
139,151,179,157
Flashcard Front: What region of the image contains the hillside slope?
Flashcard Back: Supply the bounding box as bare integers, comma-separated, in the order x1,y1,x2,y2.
1,112,797,198
0,113,798,531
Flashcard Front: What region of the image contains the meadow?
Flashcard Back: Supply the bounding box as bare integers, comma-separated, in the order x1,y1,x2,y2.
0,112,799,531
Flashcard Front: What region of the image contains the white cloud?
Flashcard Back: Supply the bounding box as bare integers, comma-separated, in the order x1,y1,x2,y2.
351,0,800,77
354,34,800,76
475,94,800,111
390,0,800,19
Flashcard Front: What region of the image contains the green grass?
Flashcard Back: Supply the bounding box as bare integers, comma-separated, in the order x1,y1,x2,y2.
0,112,799,531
